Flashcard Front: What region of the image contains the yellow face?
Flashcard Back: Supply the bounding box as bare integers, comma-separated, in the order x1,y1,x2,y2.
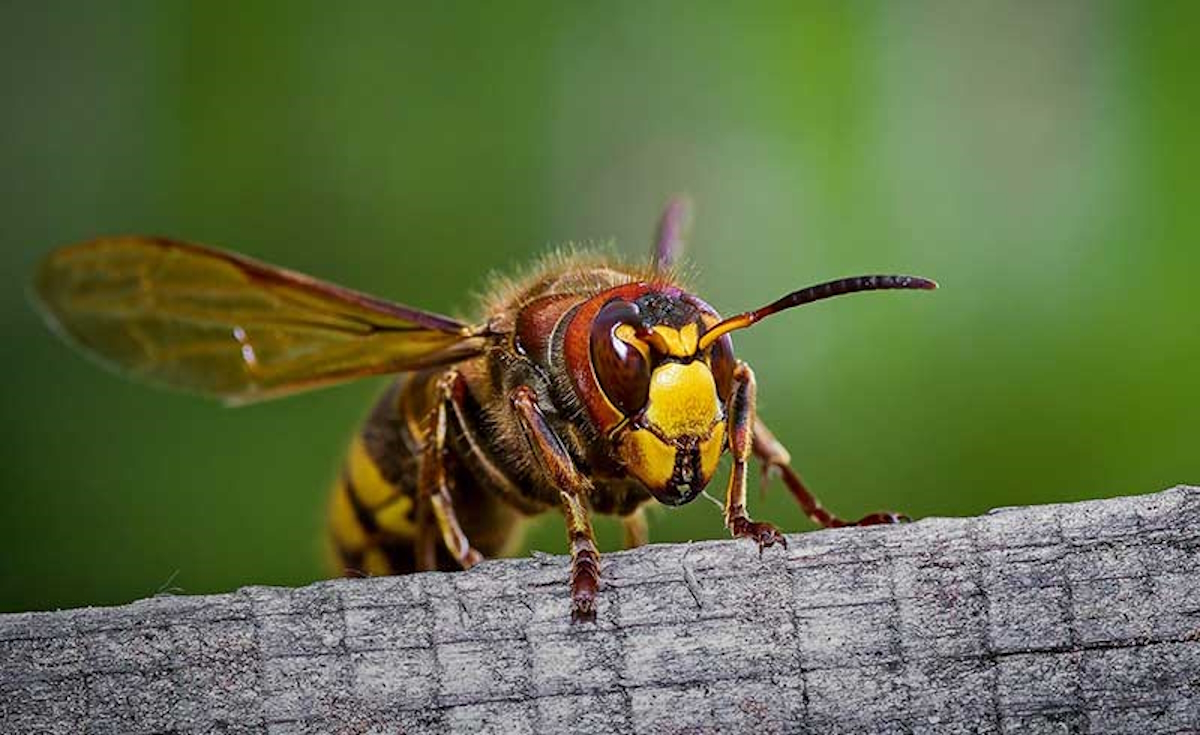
609,324,728,506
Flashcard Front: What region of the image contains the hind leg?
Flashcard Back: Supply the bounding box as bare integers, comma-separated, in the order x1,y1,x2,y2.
751,417,906,528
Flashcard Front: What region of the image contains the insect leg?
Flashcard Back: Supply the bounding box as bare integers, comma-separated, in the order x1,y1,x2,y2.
510,385,600,622
413,499,438,571
724,361,788,553
416,371,484,570
752,416,907,527
622,507,649,549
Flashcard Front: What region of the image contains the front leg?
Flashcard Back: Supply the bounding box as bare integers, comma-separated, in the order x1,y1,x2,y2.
724,361,787,554
510,386,601,622
752,416,906,528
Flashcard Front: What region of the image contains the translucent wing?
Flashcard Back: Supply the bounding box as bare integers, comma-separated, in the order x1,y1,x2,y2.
652,195,692,274
34,237,486,404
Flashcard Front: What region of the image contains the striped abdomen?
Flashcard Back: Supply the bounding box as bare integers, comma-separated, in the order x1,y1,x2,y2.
326,372,525,576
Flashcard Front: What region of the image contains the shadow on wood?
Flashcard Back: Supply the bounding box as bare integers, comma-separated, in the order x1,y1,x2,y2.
2,486,1198,734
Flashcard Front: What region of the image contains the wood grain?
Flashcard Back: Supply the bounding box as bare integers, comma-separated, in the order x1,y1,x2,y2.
2,486,1198,734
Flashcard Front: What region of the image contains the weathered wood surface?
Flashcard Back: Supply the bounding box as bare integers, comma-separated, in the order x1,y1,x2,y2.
2,486,1198,735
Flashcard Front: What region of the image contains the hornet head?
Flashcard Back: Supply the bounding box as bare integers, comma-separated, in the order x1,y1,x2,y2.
569,273,937,508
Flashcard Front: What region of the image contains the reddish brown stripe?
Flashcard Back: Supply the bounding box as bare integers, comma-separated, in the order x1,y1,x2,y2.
514,293,580,363
561,282,654,433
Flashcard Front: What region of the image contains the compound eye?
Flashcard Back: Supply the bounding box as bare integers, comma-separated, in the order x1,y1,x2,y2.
708,332,735,404
589,300,651,415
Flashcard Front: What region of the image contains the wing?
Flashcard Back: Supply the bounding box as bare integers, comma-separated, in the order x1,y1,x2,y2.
651,195,692,274
34,237,487,405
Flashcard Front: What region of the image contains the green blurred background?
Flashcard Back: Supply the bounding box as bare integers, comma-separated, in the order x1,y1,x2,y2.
2,2,1197,614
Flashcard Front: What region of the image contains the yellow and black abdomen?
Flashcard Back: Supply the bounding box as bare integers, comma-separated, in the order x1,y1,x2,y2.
327,371,526,577
327,376,427,576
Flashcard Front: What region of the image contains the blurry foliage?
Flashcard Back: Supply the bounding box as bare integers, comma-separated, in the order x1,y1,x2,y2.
2,2,1197,612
